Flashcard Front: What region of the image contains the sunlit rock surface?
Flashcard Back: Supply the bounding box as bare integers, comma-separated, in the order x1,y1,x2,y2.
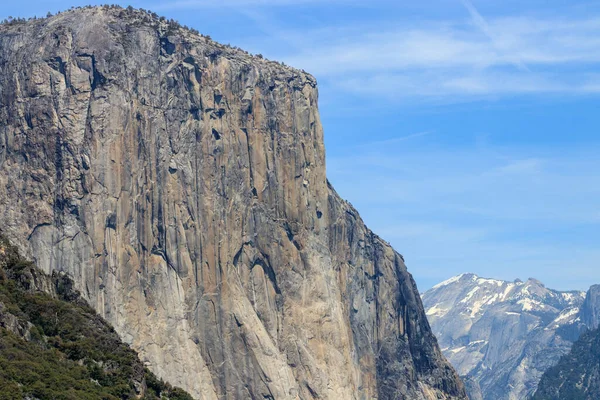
0,6,466,399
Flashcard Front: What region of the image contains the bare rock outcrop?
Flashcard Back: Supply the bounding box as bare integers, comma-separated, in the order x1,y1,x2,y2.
0,7,466,399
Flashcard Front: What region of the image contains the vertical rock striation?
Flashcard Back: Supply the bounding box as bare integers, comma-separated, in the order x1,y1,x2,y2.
580,285,600,331
0,7,466,399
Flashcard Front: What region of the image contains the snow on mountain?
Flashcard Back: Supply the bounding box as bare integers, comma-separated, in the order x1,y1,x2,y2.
422,273,589,400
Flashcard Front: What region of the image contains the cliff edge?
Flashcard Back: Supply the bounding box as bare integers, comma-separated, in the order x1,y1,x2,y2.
0,6,466,399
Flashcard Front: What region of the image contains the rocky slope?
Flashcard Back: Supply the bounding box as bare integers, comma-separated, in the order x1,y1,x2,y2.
0,6,466,399
422,273,599,400
532,326,600,400
0,233,193,399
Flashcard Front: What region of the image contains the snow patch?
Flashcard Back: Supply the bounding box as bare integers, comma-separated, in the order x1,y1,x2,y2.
459,287,481,304
476,277,504,287
501,284,517,301
549,307,580,328
554,307,579,323
517,298,544,311
469,340,488,346
448,346,466,354
561,291,586,304
431,274,468,290
426,304,449,318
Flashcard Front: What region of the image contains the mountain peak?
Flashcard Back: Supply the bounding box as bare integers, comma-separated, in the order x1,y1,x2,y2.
431,273,472,289
526,277,545,287
429,273,515,292
423,275,593,400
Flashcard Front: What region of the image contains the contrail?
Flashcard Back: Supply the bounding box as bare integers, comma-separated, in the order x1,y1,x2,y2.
460,0,530,72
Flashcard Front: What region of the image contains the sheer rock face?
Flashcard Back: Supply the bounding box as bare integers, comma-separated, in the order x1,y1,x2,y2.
580,285,600,330
0,7,466,400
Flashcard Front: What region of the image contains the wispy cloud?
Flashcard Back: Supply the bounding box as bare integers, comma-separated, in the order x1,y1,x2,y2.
144,0,600,99
330,137,600,225
262,14,600,99
459,0,530,72
491,158,544,176
365,131,435,147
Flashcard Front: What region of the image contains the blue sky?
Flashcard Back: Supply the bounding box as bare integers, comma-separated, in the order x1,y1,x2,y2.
4,1,600,291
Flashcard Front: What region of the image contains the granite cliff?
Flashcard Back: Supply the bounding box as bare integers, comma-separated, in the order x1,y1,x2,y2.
422,274,600,400
0,6,466,399
0,234,193,399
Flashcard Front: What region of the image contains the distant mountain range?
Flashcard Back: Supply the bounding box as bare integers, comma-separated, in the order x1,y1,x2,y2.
422,273,600,400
